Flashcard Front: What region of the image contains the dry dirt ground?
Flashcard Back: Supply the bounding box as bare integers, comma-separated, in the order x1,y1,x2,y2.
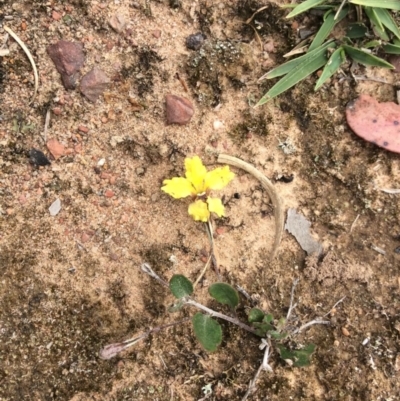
1,0,400,400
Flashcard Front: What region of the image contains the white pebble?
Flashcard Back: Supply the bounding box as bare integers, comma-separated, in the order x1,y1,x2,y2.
49,198,61,216
97,158,106,166
213,120,223,130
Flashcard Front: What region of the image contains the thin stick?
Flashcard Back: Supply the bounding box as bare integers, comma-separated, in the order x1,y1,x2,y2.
217,154,284,260
43,108,51,143
99,318,190,359
4,25,39,103
193,254,212,289
286,278,299,320
241,341,272,401
292,319,330,335
184,298,258,335
206,220,220,279
323,296,346,318
140,263,169,287
350,214,360,233
334,0,347,20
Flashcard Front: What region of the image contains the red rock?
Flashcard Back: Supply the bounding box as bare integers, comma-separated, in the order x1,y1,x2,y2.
165,94,194,125
152,29,161,38
53,107,62,115
47,40,85,89
78,125,89,133
52,10,62,21
104,189,114,198
46,138,65,160
81,232,90,243
346,94,400,154
80,67,110,102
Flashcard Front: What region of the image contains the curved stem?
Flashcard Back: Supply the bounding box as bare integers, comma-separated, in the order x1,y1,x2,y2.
184,298,258,335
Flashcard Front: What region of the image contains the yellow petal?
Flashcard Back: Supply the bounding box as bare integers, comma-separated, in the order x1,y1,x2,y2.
188,200,210,222
207,197,225,217
204,166,235,191
161,177,193,199
185,156,207,194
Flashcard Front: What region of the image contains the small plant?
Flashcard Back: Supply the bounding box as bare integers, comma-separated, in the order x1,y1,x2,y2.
256,0,400,105
100,156,336,399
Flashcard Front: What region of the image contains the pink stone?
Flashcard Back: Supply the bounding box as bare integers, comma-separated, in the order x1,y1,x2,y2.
46,138,65,160
346,94,400,154
80,67,110,102
165,94,194,125
47,40,85,90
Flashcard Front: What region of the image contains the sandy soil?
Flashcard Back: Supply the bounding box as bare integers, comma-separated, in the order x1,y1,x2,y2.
0,0,399,400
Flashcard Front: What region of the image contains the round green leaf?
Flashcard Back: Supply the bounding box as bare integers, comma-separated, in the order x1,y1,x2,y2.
192,313,222,352
169,274,193,299
208,283,239,308
248,308,265,323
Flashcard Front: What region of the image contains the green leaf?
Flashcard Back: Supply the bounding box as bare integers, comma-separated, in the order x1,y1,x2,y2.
252,321,275,337
349,0,400,10
309,7,349,52
208,283,239,308
346,22,368,38
383,43,400,54
264,314,274,324
314,47,345,90
260,40,335,80
364,7,390,40
364,39,382,48
373,7,400,39
257,42,337,105
269,330,288,340
286,0,326,19
192,313,222,352
169,274,193,299
277,344,316,367
342,44,394,68
248,308,265,323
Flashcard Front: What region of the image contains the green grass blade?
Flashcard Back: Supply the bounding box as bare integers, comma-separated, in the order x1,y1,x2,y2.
349,0,400,10
364,6,384,30
259,40,335,80
314,47,345,90
309,7,349,52
383,43,400,54
342,44,394,68
257,42,337,105
373,7,400,39
286,0,326,18
364,7,390,40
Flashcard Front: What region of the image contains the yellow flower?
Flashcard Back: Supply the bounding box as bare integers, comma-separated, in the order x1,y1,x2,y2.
162,156,235,222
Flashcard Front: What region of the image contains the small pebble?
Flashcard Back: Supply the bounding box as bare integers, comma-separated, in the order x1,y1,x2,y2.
53,107,62,115
97,158,106,166
136,167,145,175
104,189,114,198
213,120,223,130
80,67,110,103
185,32,206,50
49,198,61,216
46,138,65,160
152,29,161,38
29,149,51,166
165,94,194,125
109,13,127,33
52,10,62,21
342,327,350,337
78,125,89,133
